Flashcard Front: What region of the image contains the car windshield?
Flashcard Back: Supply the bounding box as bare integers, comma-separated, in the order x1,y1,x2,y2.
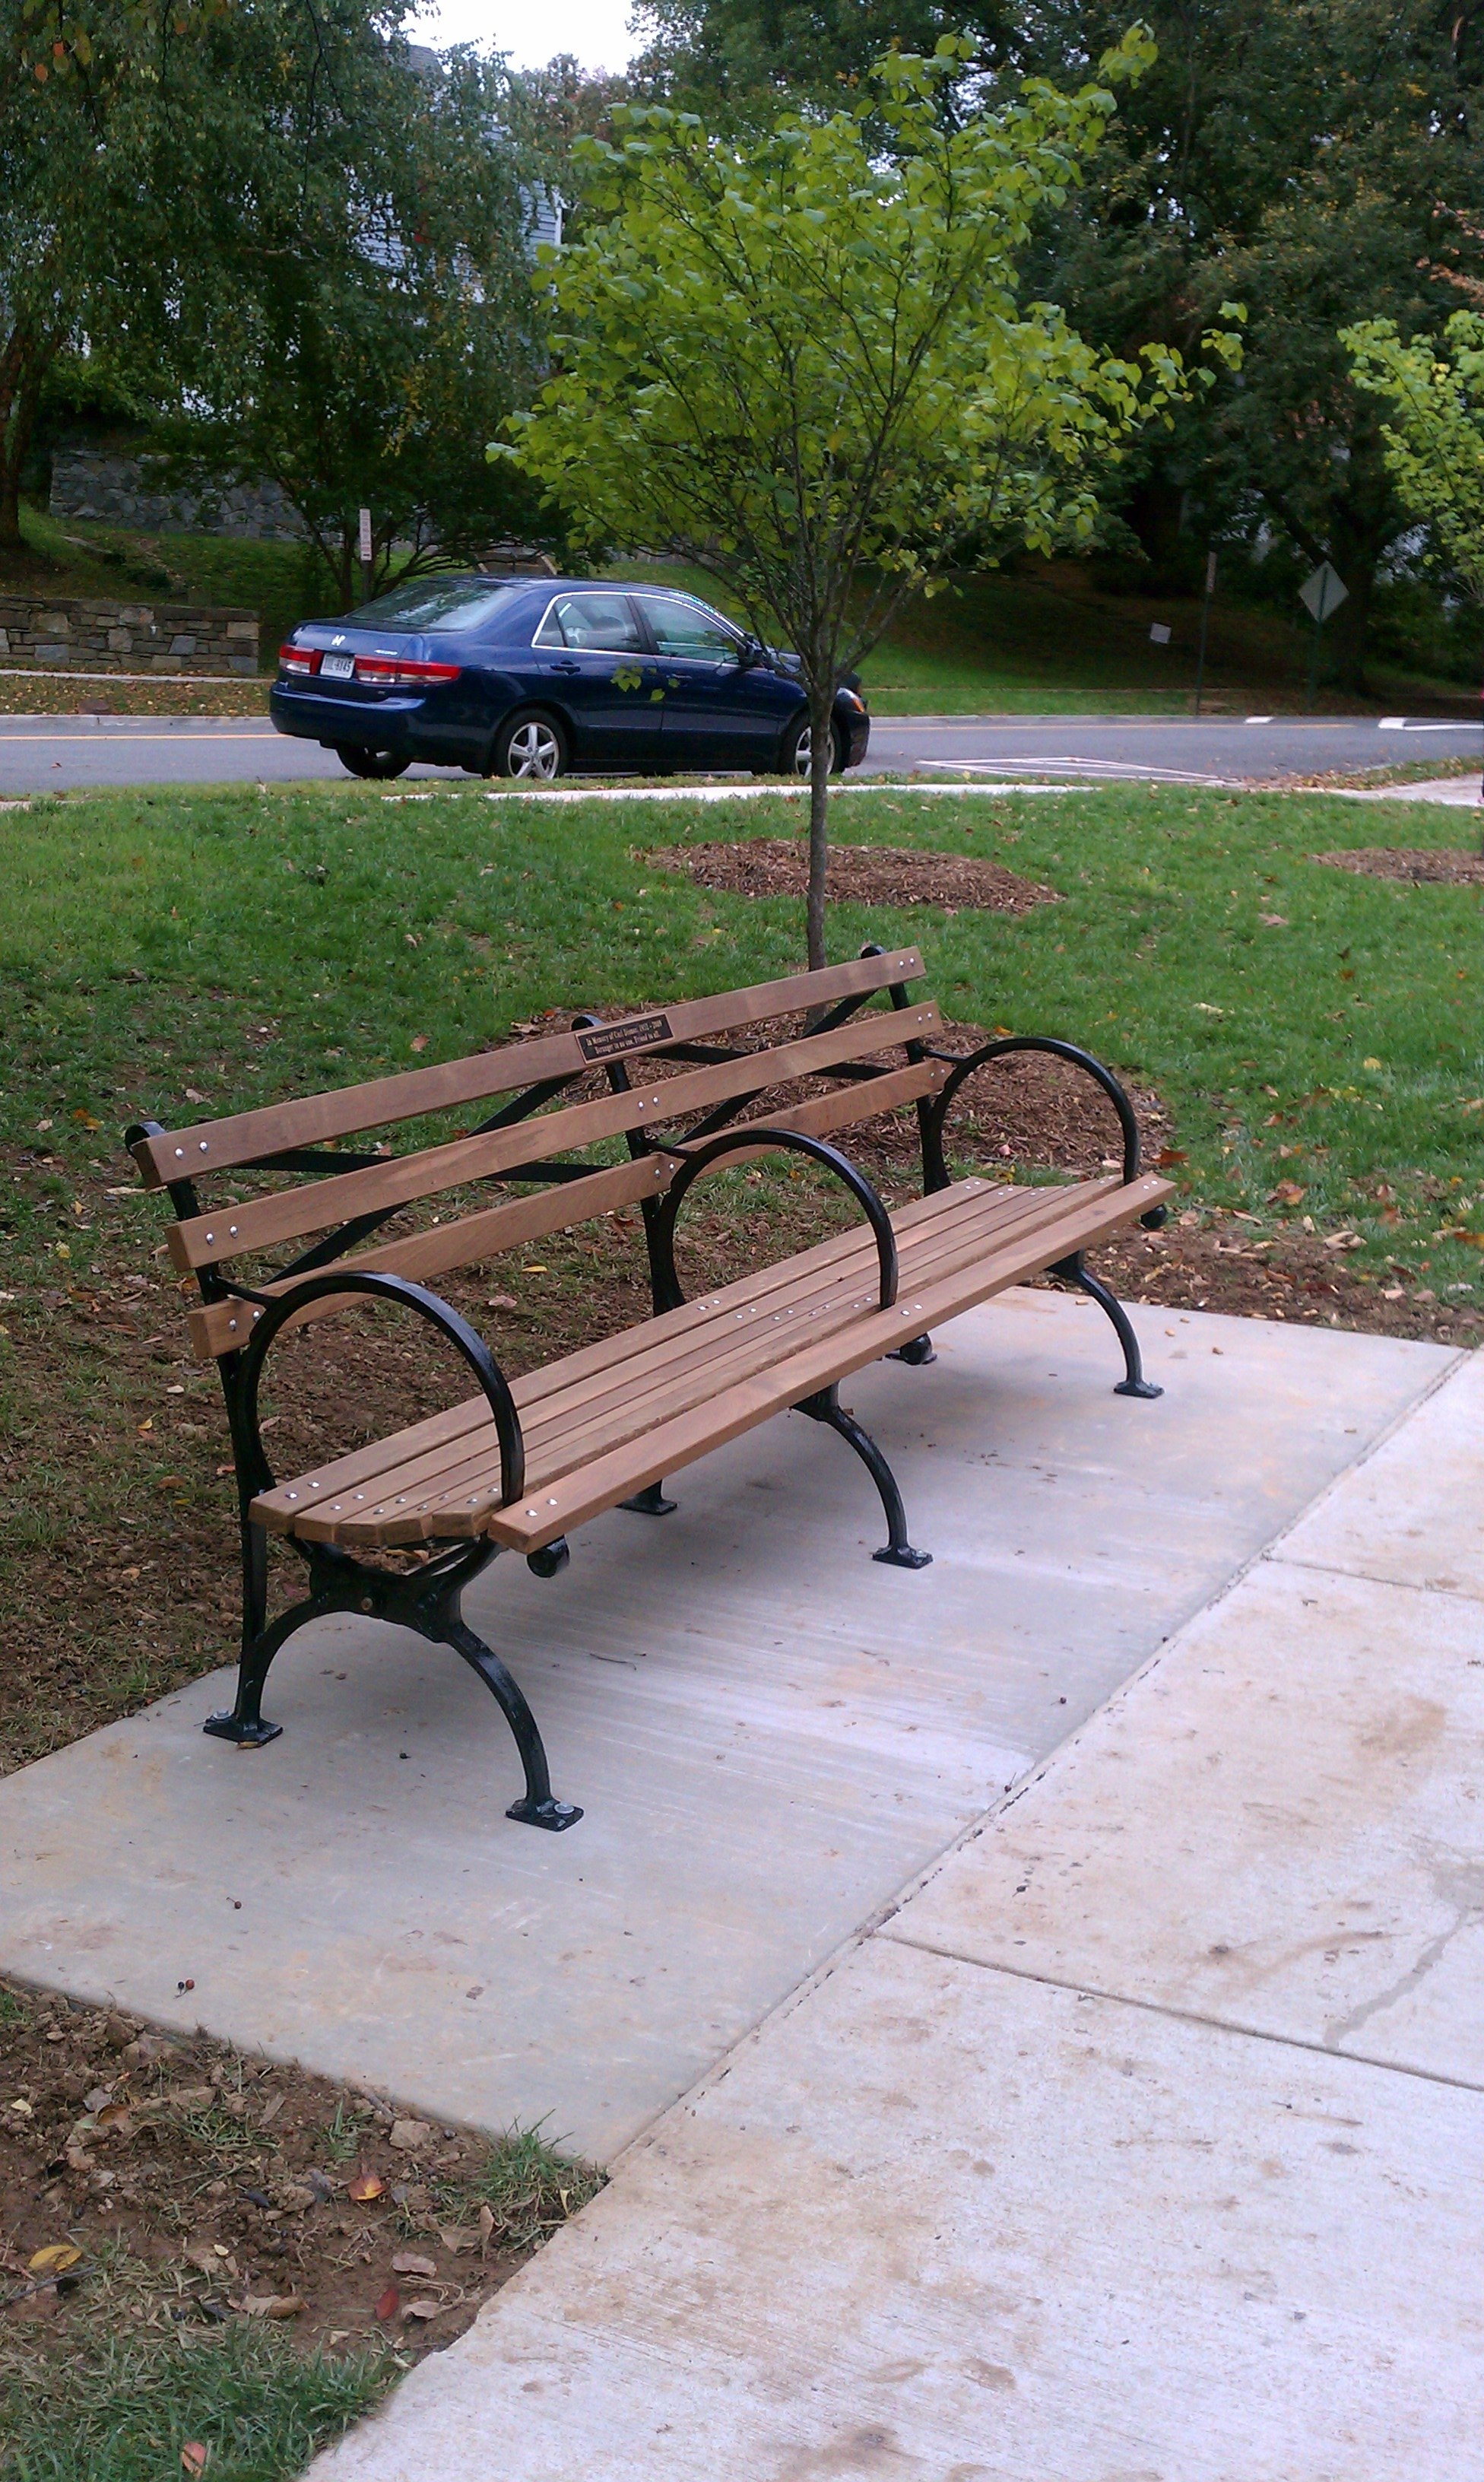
341,578,518,633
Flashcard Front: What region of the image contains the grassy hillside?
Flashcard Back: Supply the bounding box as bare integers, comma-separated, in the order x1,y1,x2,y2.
1,500,1476,715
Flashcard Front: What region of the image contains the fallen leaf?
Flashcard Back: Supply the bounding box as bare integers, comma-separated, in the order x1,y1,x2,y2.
265,2294,304,2319
1257,913,1289,928
477,2204,495,2249
485,1293,517,1312
257,2092,284,2127
388,2118,433,2152
183,1089,208,1106
392,2250,437,2278
347,2171,384,2203
84,2087,113,2115
1154,1147,1187,1168
521,1265,547,1275
71,1109,103,1129
1363,1056,1383,1071
439,2226,479,2255
181,2447,210,2476
96,2103,134,2133
9,2097,33,2119
240,2293,303,2319
27,2243,82,2277
1268,1182,1306,1207
373,2283,400,2322
409,1033,429,1051
402,2298,442,2321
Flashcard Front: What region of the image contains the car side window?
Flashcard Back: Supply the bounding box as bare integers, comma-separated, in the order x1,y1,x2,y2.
640,595,742,662
533,592,644,654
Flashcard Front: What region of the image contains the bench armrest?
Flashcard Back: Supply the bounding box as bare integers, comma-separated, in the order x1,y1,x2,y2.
650,1126,899,1314
923,1037,1166,1229
232,1269,525,1509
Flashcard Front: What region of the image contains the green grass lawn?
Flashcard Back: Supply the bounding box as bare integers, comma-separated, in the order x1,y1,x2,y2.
3,776,1480,1294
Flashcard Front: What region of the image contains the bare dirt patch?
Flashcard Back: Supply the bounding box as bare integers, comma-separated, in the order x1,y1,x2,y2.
0,1981,599,2370
651,839,1058,913
1312,846,1484,887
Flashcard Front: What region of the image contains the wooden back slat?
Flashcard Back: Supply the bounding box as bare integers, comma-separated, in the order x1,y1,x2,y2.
131,949,925,1188
182,1152,677,1360
164,1002,942,1272
182,1056,951,1360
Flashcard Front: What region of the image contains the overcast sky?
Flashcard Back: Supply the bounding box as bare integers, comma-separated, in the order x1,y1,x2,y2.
411,0,641,71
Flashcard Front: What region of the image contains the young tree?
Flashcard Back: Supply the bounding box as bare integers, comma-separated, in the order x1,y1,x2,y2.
1343,312,1484,605
499,37,1225,969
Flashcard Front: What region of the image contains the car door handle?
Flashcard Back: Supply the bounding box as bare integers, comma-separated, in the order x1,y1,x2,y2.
547,659,581,674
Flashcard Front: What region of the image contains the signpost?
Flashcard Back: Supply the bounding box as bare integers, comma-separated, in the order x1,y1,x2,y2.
1193,549,1217,716
358,506,373,606
1299,560,1348,706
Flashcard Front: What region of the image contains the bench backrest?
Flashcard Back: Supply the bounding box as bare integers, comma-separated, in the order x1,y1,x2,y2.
129,947,947,1363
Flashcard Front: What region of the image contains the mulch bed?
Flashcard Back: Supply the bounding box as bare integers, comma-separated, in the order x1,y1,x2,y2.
0,1982,599,2369
1312,846,1484,886
650,840,1058,913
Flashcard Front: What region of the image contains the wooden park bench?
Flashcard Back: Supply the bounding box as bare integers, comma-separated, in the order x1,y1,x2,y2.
127,946,1172,1831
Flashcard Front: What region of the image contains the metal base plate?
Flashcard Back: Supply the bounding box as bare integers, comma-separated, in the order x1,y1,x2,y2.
202,1711,284,1748
620,1488,678,1516
1115,1379,1164,1400
506,1796,584,1832
873,1544,934,1570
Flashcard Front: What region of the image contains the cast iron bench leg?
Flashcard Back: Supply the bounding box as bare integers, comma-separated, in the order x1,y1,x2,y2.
796,1383,932,1570
620,1481,678,1516
1052,1251,1163,1400
888,1333,936,1366
205,1535,582,1831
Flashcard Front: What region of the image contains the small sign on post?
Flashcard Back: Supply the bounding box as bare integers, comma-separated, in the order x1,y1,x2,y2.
358,506,373,605
1299,560,1348,706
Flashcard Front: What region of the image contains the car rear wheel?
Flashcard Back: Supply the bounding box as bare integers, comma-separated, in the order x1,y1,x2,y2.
335,744,410,781
780,715,844,779
493,711,568,782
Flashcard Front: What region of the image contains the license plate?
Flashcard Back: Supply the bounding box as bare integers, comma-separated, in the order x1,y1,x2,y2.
321,652,355,679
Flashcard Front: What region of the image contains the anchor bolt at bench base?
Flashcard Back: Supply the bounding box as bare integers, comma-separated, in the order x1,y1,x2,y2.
506,1795,584,1832
1114,1378,1164,1400
873,1544,934,1570
202,1710,283,1748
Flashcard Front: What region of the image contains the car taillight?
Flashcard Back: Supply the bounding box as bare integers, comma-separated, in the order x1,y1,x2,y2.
279,643,321,675
352,657,461,686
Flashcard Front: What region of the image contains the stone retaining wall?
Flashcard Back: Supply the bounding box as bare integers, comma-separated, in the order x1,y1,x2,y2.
0,598,259,677
50,445,302,543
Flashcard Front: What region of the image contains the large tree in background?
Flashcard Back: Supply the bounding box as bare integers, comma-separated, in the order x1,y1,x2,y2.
629,0,1011,118
634,1,1484,688
1007,2,1484,686
154,40,550,600
1,0,554,586
503,38,1225,969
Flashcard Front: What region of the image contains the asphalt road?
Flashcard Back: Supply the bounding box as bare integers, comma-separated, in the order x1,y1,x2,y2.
0,707,1479,795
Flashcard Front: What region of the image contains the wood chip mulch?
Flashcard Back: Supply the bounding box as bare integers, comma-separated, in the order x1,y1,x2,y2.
1312,846,1484,886
650,840,1059,913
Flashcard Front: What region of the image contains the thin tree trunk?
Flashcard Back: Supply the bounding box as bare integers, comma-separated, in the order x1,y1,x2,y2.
804,680,833,973
0,353,46,552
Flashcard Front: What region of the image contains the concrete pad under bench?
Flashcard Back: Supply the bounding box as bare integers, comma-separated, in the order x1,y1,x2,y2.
0,1293,1451,2157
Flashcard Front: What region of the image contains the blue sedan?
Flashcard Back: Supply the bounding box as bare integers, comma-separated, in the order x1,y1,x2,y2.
270,574,870,782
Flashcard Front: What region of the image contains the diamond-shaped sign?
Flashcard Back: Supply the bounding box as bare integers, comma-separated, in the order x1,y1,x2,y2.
1299,560,1349,624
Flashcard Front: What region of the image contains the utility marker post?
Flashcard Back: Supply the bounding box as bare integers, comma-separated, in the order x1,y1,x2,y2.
358,506,373,606
1299,560,1348,706
1193,549,1217,715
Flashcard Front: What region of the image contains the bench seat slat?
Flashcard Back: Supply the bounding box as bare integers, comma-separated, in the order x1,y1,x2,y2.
244,1184,987,1524
135,949,925,1188
251,1175,1171,1548
166,1003,942,1272
262,1181,1059,1541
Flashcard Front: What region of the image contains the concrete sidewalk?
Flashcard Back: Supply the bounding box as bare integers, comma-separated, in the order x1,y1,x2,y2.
309,1345,1484,2481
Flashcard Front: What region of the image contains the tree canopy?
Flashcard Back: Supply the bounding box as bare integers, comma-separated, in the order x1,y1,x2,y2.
1344,311,1484,606
503,38,1227,964
628,0,1484,686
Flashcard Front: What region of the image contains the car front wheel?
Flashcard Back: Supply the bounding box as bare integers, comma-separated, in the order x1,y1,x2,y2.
335,744,410,780
493,711,568,782
780,715,844,779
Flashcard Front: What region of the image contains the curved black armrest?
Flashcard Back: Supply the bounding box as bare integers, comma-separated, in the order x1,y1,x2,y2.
233,1269,525,1510
650,1126,898,1314
923,1036,1165,1227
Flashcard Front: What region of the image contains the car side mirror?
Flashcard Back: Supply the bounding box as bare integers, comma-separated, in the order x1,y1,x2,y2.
737,633,763,668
